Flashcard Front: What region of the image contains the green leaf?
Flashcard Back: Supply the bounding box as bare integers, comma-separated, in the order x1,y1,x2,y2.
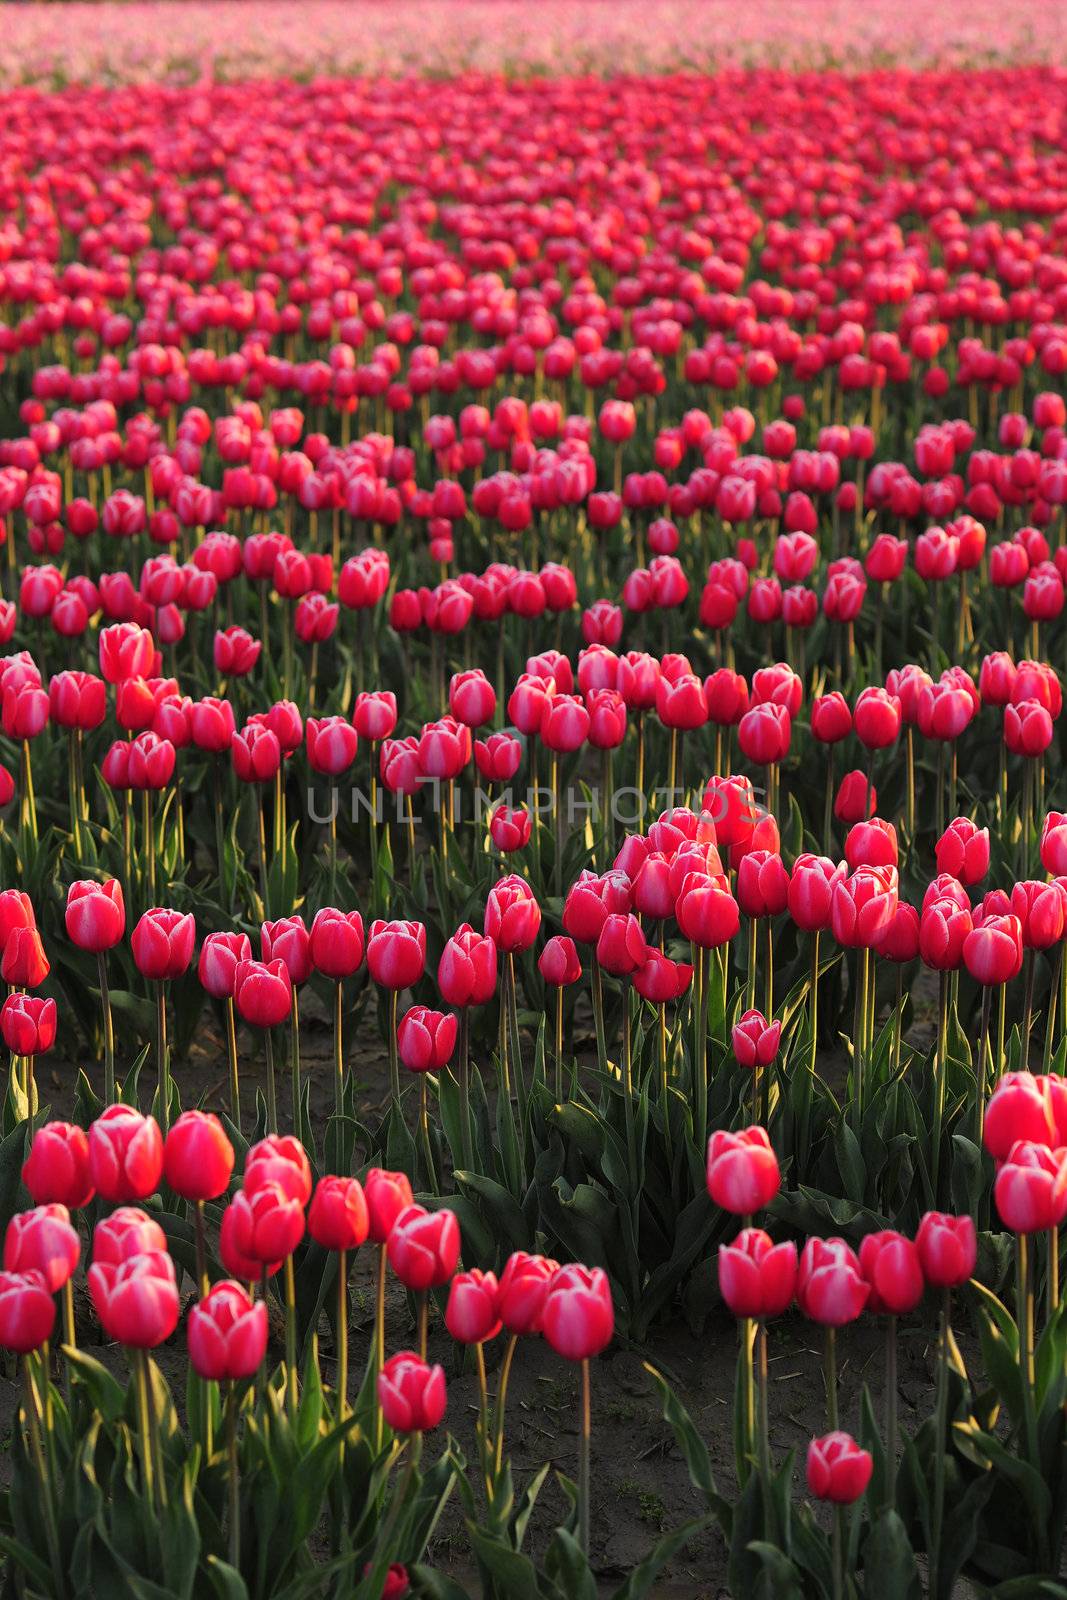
863,1510,921,1600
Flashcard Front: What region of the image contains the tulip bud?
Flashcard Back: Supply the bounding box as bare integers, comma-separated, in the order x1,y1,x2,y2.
806,1432,873,1504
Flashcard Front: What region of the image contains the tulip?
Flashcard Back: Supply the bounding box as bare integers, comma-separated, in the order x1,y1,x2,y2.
485,874,541,953
387,1202,461,1352
225,1181,305,1265
1,927,48,989
706,1127,779,1216
936,818,990,886
188,1280,268,1380
797,1237,869,1329
88,1106,163,1203
65,876,124,947
917,1207,977,1598
732,1010,781,1071
718,1229,797,1320
88,1250,180,1348
132,908,195,981
398,1007,457,1074
233,960,293,1130
306,1174,369,1418
163,1110,234,1202
995,1141,1067,1234
22,1121,93,1210
445,1269,501,1345
0,993,55,1058
438,925,497,1008
806,1432,872,1504
0,1268,56,1353
985,1073,1055,1161
378,1351,447,1433
4,1204,80,1294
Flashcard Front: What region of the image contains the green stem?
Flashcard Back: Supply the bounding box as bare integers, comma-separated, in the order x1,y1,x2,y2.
930,1287,951,1600
264,1027,278,1133
226,1381,240,1570
284,1253,298,1420
23,1358,65,1597
336,1249,348,1422
885,1314,898,1511
578,1357,592,1559
156,982,170,1136
226,997,241,1134
98,952,115,1104
333,981,344,1124
824,1325,838,1432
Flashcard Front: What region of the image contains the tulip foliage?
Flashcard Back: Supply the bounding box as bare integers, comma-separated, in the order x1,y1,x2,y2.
2,20,1067,1599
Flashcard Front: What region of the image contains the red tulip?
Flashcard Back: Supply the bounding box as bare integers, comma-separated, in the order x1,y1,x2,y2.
706,1127,780,1215
994,1141,1067,1233
788,855,846,932
811,693,852,744
676,872,741,949
398,1006,458,1072
797,1237,869,1326
367,920,427,990
858,1231,924,1314
806,1433,873,1504
163,1111,234,1202
309,907,365,980
1005,700,1053,758
915,1212,977,1288
538,936,582,987
353,692,398,741
542,1264,614,1360
308,1176,370,1251
224,1182,305,1264
438,925,497,1007
718,1228,797,1318
731,1010,781,1069
935,818,989,886
198,930,252,999
307,715,358,775
188,1280,268,1380
633,950,693,1003
88,1106,163,1202
497,1250,559,1335
485,874,541,952
0,994,55,1056
563,870,632,944
736,850,790,917
92,1207,167,1266
22,1121,93,1209
963,915,1023,985
1011,881,1066,950
244,1135,312,1206
445,1268,501,1344
88,1251,180,1348
364,1169,414,1244
830,866,898,949
853,687,901,750
595,913,647,976
0,1269,56,1353
1042,811,1067,876
1,927,49,989
387,1204,460,1291
4,1204,80,1292
261,916,312,986
984,1072,1055,1160
378,1351,447,1433
131,909,195,981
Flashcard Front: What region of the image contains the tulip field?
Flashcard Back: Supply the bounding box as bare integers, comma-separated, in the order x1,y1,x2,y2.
6,5,1067,1597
